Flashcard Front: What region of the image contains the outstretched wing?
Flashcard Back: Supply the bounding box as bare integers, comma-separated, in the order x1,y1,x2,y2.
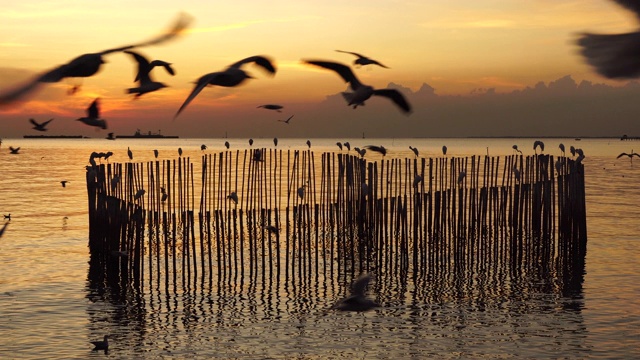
149,60,175,76
372,89,412,113
88,99,100,118
174,74,215,118
228,56,276,75
303,60,362,89
42,118,54,127
335,50,365,58
29,118,40,127
124,50,152,83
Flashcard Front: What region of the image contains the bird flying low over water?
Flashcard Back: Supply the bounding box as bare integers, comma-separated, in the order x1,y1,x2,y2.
76,99,107,130
335,50,389,68
174,55,276,118
60,181,69,188
0,13,192,106
617,150,640,164
124,50,174,97
303,60,411,114
257,104,283,112
577,1,640,79
9,146,20,154
278,115,294,124
365,145,387,156
332,273,380,312
30,118,53,131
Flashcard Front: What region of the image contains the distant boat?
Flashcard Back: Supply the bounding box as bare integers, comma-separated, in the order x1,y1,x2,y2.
23,135,87,139
117,129,178,139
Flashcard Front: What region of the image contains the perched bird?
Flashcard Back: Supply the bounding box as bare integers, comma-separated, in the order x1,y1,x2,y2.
335,50,389,68
110,250,129,258
343,142,351,151
297,185,306,199
90,335,109,351
128,147,133,160
224,141,230,149
306,140,311,149
153,149,159,158
354,147,366,158
201,144,207,151
60,181,69,188
134,189,146,200
175,55,276,118
365,145,387,156
458,171,466,184
123,50,174,97
570,145,577,157
30,118,53,131
103,151,113,162
409,146,419,157
336,142,343,151
257,104,283,112
253,149,263,162
513,166,521,182
413,174,423,188
442,145,448,155
577,1,640,79
0,221,8,238
161,187,168,202
227,191,238,204
178,147,183,156
249,138,254,147
533,140,545,154
9,146,20,154
278,115,293,124
512,144,523,155
106,132,116,140
274,137,278,147
332,273,379,312
303,60,411,114
559,143,565,155
76,98,107,130
0,13,192,106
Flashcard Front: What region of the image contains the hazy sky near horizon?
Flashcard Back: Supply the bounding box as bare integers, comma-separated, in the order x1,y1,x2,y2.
1,0,638,138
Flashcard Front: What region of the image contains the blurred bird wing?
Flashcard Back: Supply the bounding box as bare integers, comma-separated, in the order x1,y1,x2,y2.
335,50,365,58
617,153,629,158
303,60,362,88
0,78,45,107
149,60,175,76
577,32,640,79
351,273,372,296
229,55,276,75
372,89,412,113
42,118,54,126
88,99,100,118
369,59,389,68
124,50,152,82
614,0,640,19
29,118,39,126
174,75,212,118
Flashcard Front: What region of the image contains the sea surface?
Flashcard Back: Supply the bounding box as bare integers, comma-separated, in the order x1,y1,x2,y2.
0,137,638,359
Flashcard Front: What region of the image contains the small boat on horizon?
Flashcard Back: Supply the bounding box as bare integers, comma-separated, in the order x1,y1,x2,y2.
116,129,179,139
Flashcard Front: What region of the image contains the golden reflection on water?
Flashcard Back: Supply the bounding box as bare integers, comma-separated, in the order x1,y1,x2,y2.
0,137,638,358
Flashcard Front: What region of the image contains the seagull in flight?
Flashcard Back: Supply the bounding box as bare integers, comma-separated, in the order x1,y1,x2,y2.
0,13,192,106
60,180,69,188
175,55,276,118
9,146,20,154
76,99,107,129
278,115,294,124
335,50,389,68
577,1,640,79
303,60,411,114
365,145,387,156
617,150,640,164
257,104,283,112
30,118,53,131
332,273,380,312
124,50,174,97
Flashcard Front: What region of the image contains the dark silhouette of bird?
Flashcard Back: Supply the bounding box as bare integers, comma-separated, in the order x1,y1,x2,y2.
224,141,230,149
306,140,311,149
336,142,343,151
577,1,640,78
274,137,278,147
153,149,159,158
442,145,448,155
354,147,366,158
303,60,411,114
264,225,279,234
534,140,545,154
30,118,53,131
0,13,192,106
335,50,389,68
175,55,276,118
344,142,351,151
90,335,109,351
413,174,423,188
160,186,168,202
512,144,522,154
227,191,238,204
3,214,10,220
123,50,174,97
128,147,133,160
134,189,146,200
278,115,294,124
617,150,640,164
253,148,263,162
178,147,183,156
60,181,69,188
570,145,577,157
201,144,207,151
249,138,254,147
257,104,283,112
409,146,419,157
332,273,379,312
76,98,107,129
106,132,115,140
458,171,466,184
9,146,20,154
365,145,387,156
559,143,565,155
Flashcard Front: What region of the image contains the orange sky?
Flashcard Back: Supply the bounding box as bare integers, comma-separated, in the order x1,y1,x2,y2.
0,1,638,137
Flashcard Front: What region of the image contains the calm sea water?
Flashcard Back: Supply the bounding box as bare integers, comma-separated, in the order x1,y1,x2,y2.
0,137,638,359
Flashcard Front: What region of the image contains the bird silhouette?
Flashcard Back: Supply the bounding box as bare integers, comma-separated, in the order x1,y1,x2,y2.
533,140,545,154
366,145,387,156
60,181,69,188
332,273,380,312
278,115,294,124
134,189,146,200
178,147,183,156
512,144,523,155
106,132,116,140
90,335,109,351
76,98,107,129
617,150,640,164
9,146,20,154
335,50,389,68
336,142,343,151
224,141,230,149
3,214,10,220
253,149,264,162
577,1,640,78
306,140,311,149
0,13,192,106
128,147,133,160
559,143,565,155
344,142,351,151
257,104,283,112
249,138,254,146
274,137,278,147
201,144,207,151
227,192,238,204
175,55,276,118
409,146,419,157
30,118,53,131
442,145,448,155
303,60,411,113
124,50,174,97
153,149,158,158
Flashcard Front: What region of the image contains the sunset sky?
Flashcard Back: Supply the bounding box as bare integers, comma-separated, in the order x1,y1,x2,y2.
1,0,638,138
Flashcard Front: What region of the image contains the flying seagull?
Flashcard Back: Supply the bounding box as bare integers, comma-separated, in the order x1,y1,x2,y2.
124,50,174,97
303,60,411,114
60,180,69,188
617,150,640,164
0,13,192,106
9,146,20,154
332,273,380,312
577,1,640,78
257,104,283,112
335,50,389,68
365,145,387,156
30,118,53,131
174,55,276,118
76,98,107,129
278,115,294,124
409,146,419,157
